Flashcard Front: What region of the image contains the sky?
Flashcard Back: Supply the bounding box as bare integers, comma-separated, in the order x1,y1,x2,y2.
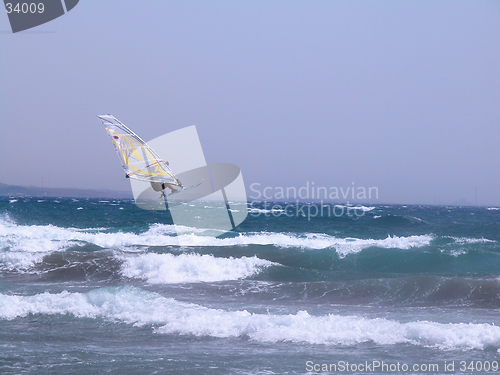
0,0,499,205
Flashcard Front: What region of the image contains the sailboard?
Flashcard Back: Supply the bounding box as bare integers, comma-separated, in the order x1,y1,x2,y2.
168,180,204,196
97,114,184,195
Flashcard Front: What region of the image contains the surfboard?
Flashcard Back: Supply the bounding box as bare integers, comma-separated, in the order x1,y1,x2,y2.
168,180,204,196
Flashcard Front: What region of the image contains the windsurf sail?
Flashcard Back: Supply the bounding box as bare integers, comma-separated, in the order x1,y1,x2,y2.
97,114,183,189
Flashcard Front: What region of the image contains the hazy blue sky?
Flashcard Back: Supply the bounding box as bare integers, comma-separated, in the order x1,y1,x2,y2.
1,1,499,204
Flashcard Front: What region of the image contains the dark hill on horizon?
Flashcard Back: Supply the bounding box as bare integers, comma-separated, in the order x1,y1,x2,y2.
0,182,132,199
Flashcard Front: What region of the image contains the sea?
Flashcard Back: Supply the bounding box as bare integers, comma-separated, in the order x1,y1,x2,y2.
1,196,500,374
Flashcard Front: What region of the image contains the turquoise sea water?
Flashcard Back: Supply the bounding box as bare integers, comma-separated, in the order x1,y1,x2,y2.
1,197,500,374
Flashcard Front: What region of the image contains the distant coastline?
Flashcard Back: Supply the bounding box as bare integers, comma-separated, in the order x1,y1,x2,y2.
0,182,132,199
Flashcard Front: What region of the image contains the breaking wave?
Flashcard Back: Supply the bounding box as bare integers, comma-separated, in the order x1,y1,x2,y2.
0,287,499,350
0,215,434,257
1,216,496,277
120,253,274,284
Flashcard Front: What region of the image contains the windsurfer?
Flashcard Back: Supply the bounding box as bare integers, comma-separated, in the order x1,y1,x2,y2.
162,182,177,194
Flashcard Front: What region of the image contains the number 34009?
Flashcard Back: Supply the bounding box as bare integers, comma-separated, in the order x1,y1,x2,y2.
5,3,45,14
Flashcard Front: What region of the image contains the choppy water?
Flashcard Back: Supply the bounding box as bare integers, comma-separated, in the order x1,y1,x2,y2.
1,197,500,374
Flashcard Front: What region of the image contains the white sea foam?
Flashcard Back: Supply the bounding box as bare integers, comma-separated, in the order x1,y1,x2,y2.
334,204,375,212
120,253,274,283
439,237,495,257
0,287,498,350
169,233,433,257
0,215,86,270
0,216,435,266
0,251,47,271
327,234,433,257
248,207,285,214
0,218,177,255
351,205,375,212
449,237,494,244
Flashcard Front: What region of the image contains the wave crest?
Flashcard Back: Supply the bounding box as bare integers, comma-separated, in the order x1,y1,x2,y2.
120,253,274,283
0,287,499,350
